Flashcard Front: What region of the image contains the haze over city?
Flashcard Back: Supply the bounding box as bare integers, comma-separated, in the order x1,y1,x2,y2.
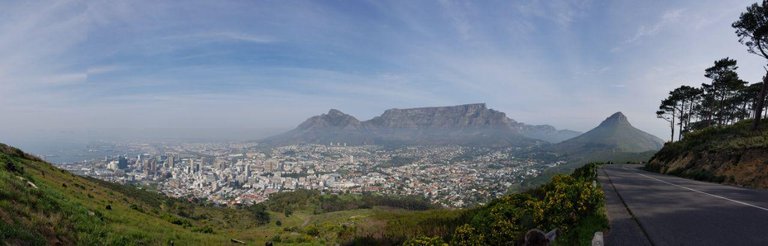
1,0,765,148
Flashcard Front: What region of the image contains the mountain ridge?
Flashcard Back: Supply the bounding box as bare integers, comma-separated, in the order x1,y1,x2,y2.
261,103,580,146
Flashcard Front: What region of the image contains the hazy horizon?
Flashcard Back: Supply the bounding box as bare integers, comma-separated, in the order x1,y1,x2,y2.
1,0,765,150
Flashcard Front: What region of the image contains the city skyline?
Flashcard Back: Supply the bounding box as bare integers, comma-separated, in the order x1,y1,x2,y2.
1,0,765,147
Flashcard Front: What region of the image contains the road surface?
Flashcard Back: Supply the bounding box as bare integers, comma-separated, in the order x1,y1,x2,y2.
599,164,768,246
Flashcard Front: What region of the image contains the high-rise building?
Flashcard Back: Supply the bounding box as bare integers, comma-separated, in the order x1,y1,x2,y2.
117,155,128,170
167,155,175,169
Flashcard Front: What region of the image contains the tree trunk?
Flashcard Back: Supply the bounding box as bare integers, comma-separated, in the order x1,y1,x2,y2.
678,100,685,140
671,109,676,142
753,74,768,131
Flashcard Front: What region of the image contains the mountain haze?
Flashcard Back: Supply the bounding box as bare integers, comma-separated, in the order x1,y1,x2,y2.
261,104,579,146
519,125,582,143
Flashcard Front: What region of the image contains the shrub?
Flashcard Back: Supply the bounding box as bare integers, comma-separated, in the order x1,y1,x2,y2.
4,159,21,174
450,224,484,246
304,225,320,237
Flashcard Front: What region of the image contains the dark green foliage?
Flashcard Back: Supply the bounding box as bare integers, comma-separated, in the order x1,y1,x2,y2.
262,189,437,215
343,235,405,246
571,163,599,181
656,57,765,141
733,1,768,130
0,220,46,246
450,224,484,245
129,204,145,213
245,204,270,225
270,234,282,243
283,226,300,232
4,158,21,174
161,213,192,227
192,226,214,234
320,193,436,212
304,225,320,237
263,189,320,212
651,119,768,162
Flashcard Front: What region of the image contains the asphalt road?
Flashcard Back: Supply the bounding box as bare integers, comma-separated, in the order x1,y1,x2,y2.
599,164,768,246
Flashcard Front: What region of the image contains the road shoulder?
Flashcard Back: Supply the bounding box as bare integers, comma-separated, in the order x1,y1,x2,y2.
598,167,653,246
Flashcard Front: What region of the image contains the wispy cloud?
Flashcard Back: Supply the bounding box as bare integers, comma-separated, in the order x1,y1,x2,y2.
165,32,276,44
612,8,686,52
517,0,593,27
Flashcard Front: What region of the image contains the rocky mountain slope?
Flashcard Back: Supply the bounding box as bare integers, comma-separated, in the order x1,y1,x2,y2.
550,112,664,162
261,103,579,146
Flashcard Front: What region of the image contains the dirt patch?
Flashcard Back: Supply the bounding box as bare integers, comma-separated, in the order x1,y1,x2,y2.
649,147,768,189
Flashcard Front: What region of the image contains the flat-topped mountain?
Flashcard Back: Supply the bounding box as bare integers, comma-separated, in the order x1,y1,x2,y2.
551,112,665,161
261,103,579,146
364,103,513,129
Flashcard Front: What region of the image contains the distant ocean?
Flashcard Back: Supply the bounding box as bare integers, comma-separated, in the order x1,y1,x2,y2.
11,141,123,164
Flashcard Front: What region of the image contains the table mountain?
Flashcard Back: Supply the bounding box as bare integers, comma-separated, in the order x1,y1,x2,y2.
261,103,578,146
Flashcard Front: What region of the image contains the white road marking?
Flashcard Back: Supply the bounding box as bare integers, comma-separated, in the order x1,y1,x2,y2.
633,172,768,212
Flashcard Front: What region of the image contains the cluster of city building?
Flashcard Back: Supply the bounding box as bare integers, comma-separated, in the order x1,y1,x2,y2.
57,142,563,208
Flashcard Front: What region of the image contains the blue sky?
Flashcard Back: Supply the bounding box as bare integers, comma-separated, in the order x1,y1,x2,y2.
0,0,765,145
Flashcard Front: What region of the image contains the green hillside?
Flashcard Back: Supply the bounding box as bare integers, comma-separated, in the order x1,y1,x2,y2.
647,120,768,188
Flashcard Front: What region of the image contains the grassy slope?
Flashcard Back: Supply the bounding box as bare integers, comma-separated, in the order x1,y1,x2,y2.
647,120,768,186
650,120,768,162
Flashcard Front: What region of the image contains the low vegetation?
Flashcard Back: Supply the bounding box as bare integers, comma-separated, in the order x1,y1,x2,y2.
647,120,768,186
651,120,768,163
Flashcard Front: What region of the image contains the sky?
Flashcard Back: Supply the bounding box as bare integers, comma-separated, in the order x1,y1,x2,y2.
1,0,766,148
